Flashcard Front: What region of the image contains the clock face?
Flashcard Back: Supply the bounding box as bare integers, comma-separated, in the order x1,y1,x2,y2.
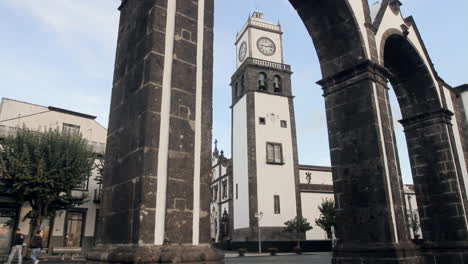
238,42,247,62
257,37,276,56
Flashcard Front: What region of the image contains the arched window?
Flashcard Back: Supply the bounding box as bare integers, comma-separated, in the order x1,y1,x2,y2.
258,72,267,91
273,75,282,93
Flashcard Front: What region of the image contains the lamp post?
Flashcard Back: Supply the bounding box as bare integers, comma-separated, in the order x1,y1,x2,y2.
255,211,263,253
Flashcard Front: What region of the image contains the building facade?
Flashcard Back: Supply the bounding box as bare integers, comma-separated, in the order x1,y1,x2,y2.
0,98,106,254
209,144,232,243
231,12,301,242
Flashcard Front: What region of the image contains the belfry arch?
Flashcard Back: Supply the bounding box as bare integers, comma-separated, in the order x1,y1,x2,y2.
87,0,468,263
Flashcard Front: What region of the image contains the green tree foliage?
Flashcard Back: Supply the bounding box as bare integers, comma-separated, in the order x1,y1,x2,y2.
0,127,95,236
315,198,336,238
284,216,313,247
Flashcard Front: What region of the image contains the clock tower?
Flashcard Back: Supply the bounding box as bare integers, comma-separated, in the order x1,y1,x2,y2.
231,12,302,241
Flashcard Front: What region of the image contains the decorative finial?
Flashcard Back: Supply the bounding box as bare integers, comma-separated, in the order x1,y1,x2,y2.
213,139,219,157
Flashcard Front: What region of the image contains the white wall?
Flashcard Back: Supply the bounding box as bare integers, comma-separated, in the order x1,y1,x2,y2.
0,99,107,144
299,169,332,185
254,93,297,227
0,98,48,121
461,91,468,123
300,192,334,240
249,27,283,64
235,15,283,68
232,96,250,229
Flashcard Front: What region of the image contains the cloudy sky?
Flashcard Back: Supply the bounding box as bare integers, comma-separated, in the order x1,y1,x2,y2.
1,0,467,183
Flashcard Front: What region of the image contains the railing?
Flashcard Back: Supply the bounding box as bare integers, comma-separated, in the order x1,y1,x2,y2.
0,125,106,155
247,58,291,71
250,20,281,31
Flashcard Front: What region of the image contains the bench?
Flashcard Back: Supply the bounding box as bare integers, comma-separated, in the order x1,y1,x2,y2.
51,247,82,260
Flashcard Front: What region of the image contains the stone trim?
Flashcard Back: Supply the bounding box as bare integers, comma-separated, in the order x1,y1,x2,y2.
298,164,332,172
246,91,258,234
288,97,302,219
317,60,391,94
299,184,333,193
399,109,454,131
154,0,177,245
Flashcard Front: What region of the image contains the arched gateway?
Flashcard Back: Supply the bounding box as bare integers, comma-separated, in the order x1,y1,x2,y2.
87,0,468,263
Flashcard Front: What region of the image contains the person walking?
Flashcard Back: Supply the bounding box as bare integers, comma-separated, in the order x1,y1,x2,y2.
29,230,43,264
6,229,25,264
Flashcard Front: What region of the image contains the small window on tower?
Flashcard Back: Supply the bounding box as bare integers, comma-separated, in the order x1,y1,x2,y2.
280,120,287,128
236,184,238,199
258,72,267,91
274,195,281,214
273,75,282,93
259,117,266,125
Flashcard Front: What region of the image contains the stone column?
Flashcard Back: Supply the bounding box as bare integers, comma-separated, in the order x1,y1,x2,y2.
318,61,419,264
400,110,468,263
87,0,223,263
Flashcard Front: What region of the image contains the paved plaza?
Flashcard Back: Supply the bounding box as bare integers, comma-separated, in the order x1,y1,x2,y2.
1,252,332,264
226,253,332,264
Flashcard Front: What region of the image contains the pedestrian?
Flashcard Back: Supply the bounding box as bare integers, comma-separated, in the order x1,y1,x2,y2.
6,228,25,264
331,225,337,248
29,230,43,264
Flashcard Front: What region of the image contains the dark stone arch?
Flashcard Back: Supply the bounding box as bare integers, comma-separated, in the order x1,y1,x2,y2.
289,0,368,77
381,32,442,119
381,32,468,260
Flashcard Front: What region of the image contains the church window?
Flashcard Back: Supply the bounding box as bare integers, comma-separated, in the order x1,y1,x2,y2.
222,180,227,199
63,123,80,134
280,120,287,128
258,72,267,91
274,195,281,214
235,82,240,98
259,117,266,125
213,185,218,202
266,143,283,164
273,75,282,93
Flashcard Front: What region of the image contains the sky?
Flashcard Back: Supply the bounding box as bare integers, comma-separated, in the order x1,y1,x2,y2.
0,0,467,183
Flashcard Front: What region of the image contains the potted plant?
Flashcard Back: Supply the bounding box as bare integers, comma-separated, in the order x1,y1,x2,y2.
292,246,302,255
284,216,313,248
267,248,279,256
237,248,247,257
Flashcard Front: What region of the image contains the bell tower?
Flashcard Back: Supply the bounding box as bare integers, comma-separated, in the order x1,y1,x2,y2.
231,12,302,241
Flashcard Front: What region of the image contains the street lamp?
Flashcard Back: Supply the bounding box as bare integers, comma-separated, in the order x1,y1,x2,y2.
255,211,263,253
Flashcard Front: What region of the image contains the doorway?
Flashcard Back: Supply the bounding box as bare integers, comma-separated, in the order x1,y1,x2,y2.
0,208,18,254
64,210,86,247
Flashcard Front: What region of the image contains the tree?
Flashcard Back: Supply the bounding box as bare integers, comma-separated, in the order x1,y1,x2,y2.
0,127,95,240
284,216,313,247
315,198,336,239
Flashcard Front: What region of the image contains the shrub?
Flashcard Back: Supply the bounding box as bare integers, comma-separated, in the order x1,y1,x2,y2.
267,248,279,256
237,248,247,257
292,246,302,255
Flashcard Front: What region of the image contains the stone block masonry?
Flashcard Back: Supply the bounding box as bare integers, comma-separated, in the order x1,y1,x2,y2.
86,0,222,263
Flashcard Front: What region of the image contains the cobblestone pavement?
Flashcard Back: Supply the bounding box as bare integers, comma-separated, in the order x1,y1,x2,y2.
225,253,332,264
2,253,332,263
